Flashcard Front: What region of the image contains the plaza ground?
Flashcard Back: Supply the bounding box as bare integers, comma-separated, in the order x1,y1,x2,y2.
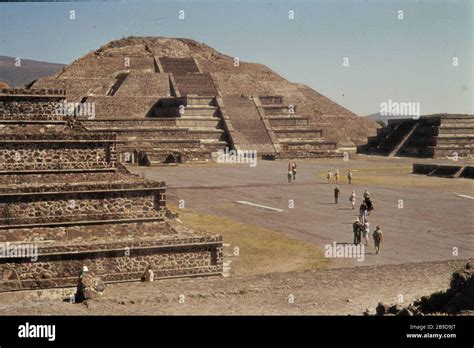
132,155,473,268
1,155,472,315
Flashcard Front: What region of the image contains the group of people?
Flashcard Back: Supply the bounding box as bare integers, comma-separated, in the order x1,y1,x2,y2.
348,189,381,253
358,189,374,222
327,169,352,185
332,171,353,206
350,189,382,254
334,187,374,215
352,218,384,254
287,162,297,183
285,163,384,255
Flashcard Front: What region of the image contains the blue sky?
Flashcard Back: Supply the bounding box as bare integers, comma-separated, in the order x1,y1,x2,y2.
0,0,472,115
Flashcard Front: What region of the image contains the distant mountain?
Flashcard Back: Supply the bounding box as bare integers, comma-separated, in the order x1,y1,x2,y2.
364,112,417,126
0,56,64,87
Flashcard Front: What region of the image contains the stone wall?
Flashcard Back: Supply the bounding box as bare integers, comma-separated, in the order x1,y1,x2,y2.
0,180,164,194
0,136,116,171
114,71,171,97
259,95,283,105
59,56,155,78
274,129,323,139
0,88,65,96
0,185,166,226
160,57,200,74
0,220,171,243
0,171,123,186
85,95,158,118
142,149,212,165
0,234,223,291
145,139,202,150
32,77,115,102
82,119,178,128
0,97,65,121
173,73,217,96
0,90,68,124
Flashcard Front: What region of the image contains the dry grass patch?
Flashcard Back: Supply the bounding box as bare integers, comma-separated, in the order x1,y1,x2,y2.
315,164,472,192
169,206,331,276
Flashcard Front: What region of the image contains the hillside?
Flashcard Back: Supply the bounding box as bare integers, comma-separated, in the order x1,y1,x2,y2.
0,56,64,87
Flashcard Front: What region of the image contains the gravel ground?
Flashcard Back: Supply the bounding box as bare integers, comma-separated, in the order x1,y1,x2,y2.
0,259,467,315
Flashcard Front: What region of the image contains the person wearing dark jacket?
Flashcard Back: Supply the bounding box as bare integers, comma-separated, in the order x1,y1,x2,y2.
334,186,340,204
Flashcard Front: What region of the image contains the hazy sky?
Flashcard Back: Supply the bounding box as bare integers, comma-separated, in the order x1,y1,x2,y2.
0,0,472,115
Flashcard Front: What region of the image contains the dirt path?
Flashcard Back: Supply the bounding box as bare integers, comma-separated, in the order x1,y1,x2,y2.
0,259,467,315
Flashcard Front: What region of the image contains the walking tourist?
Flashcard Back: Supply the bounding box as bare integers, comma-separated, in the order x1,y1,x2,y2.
363,220,370,246
334,169,340,184
365,197,374,215
349,190,356,209
291,162,297,181
353,217,362,245
327,170,332,184
373,225,384,254
334,186,340,204
363,189,371,200
359,201,368,223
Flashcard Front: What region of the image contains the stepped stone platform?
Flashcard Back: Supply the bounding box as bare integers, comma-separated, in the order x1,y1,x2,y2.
358,114,474,159
256,96,341,159
413,163,474,179
0,89,223,292
30,37,378,164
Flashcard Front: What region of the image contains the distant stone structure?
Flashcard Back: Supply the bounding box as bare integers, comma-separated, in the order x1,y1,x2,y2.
413,163,474,179
0,88,223,292
358,114,474,159
31,37,378,164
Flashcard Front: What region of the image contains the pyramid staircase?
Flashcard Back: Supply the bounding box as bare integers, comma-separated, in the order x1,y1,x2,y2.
221,95,276,154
